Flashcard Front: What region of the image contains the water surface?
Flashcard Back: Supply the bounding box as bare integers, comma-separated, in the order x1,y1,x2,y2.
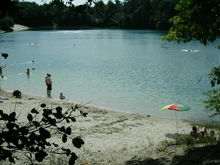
1,30,220,122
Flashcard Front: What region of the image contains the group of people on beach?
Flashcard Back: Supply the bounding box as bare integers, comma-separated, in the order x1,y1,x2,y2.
190,126,217,141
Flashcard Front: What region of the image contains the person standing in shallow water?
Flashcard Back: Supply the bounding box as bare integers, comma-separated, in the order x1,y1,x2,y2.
26,68,30,77
0,64,7,78
0,66,3,78
45,73,52,98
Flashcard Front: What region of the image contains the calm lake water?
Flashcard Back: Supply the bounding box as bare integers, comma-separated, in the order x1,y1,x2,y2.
1,30,220,122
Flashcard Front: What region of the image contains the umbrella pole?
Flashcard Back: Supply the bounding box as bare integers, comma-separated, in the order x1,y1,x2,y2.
0,78,1,91
175,111,178,134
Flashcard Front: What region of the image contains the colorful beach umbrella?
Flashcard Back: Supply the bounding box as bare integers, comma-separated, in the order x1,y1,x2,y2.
160,104,191,112
160,104,191,133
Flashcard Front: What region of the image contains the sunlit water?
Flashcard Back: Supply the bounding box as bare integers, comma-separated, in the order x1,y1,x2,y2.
1,30,220,122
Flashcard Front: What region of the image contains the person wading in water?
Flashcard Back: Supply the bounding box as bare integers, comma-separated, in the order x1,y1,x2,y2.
45,73,52,98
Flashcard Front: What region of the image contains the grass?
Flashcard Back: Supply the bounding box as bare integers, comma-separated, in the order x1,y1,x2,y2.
175,135,197,147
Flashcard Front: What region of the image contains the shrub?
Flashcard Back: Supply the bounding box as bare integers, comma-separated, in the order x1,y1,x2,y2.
0,16,14,31
0,103,87,165
175,135,197,148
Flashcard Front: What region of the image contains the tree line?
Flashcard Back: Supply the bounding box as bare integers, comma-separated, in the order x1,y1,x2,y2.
0,0,176,31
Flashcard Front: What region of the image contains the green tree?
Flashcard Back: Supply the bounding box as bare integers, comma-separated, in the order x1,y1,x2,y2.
204,67,220,117
123,0,152,28
163,0,220,45
47,0,66,28
0,0,18,18
15,2,47,27
123,0,175,29
150,0,176,30
93,0,106,26
0,0,18,31
103,0,123,27
164,0,220,118
3,0,179,30
0,16,14,31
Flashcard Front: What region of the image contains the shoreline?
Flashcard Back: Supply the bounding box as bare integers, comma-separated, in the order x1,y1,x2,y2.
2,88,192,123
2,87,215,124
0,89,176,120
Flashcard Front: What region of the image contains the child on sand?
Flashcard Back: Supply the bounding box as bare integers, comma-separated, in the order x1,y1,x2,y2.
59,92,65,100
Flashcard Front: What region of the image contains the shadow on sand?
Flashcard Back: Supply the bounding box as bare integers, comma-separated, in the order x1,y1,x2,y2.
171,143,220,165
165,133,180,140
125,157,169,165
125,132,220,165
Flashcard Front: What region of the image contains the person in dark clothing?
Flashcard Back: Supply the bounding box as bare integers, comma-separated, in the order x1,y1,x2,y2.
26,68,30,77
0,64,6,78
0,67,3,78
45,73,52,98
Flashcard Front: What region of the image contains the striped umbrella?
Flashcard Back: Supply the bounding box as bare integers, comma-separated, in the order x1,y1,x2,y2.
160,104,191,133
160,104,191,112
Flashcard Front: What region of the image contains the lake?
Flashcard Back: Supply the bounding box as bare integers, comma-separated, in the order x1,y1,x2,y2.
1,30,220,122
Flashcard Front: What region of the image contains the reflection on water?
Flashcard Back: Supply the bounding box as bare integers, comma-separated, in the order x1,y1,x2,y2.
1,30,220,122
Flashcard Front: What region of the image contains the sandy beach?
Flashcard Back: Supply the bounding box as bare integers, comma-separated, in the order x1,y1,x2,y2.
12,24,29,31
0,24,29,33
0,90,196,165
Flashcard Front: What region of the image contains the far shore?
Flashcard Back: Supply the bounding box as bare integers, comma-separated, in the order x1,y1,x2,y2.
0,24,110,33
0,24,29,34
0,23,158,33
1,89,219,164
12,24,29,31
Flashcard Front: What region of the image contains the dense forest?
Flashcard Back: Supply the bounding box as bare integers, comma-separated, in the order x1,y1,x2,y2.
0,0,176,31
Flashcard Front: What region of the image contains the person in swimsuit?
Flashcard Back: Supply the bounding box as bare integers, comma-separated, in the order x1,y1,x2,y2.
45,73,52,98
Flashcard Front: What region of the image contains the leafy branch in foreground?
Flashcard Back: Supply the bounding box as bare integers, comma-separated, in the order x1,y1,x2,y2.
160,0,220,118
162,0,220,45
204,66,220,117
0,103,87,165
